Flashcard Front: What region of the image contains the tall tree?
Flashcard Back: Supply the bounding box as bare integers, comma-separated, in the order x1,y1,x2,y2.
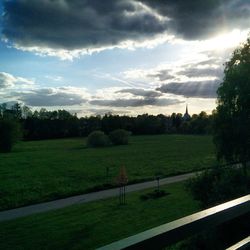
11,103,22,119
0,119,21,152
214,37,250,174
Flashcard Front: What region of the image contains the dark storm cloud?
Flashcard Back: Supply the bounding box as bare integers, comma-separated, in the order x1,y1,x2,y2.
142,0,250,39
2,0,249,51
178,67,223,78
117,88,162,98
157,80,220,98
149,66,222,82
2,0,168,50
17,88,86,106
150,56,225,82
87,108,130,116
148,70,175,81
90,98,182,107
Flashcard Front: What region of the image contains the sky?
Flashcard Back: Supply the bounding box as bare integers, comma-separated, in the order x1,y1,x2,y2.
0,0,249,117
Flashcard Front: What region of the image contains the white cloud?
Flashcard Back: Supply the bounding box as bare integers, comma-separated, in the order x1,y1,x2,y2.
45,75,63,82
0,72,35,89
10,33,175,61
0,72,16,88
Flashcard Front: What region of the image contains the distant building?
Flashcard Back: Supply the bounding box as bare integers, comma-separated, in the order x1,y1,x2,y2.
183,104,191,121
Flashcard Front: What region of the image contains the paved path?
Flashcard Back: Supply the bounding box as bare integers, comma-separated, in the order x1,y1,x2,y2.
0,172,198,222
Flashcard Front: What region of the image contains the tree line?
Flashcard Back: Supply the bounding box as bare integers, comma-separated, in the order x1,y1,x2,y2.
0,103,214,141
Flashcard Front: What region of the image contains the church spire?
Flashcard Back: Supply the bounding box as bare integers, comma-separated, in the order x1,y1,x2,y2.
183,103,190,121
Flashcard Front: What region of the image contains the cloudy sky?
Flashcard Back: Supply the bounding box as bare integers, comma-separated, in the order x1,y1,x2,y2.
0,0,249,116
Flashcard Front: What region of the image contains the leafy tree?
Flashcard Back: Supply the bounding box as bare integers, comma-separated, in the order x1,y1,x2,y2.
190,111,211,134
86,130,110,147
22,105,32,119
0,119,21,152
109,129,130,145
0,101,214,140
0,103,7,118
134,114,164,134
11,103,22,119
187,168,249,208
214,37,250,174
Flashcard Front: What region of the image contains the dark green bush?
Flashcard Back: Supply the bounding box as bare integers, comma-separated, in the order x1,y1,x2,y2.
186,167,249,208
0,119,21,153
109,129,130,145
86,130,110,147
140,190,168,201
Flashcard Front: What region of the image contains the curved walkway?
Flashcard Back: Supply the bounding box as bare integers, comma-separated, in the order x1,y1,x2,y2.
0,172,198,222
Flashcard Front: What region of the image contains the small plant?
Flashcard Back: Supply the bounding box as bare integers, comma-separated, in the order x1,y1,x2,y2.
86,130,110,147
140,190,168,201
109,129,130,145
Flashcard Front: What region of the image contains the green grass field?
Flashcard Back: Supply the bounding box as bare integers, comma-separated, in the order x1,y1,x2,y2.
0,134,215,210
0,181,200,250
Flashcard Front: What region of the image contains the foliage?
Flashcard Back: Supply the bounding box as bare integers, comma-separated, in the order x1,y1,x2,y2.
116,166,128,185
214,37,250,171
86,130,110,147
0,103,30,119
0,119,21,152
140,190,168,200
109,129,130,145
0,135,215,210
1,103,215,140
186,167,249,208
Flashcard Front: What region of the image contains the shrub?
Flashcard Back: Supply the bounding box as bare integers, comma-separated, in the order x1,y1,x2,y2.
186,167,249,208
86,130,110,147
140,190,168,201
0,119,21,153
109,129,130,145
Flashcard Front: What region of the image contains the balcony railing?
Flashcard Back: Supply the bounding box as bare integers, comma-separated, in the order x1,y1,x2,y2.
97,194,250,250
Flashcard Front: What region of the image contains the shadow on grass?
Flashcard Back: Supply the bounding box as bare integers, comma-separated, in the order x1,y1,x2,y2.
140,190,170,201
70,145,88,150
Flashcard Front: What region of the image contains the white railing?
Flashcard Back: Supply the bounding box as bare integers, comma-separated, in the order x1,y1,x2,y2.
97,195,250,250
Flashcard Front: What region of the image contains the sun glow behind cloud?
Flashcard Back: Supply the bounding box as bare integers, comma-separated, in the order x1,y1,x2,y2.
198,29,249,51
1,0,250,115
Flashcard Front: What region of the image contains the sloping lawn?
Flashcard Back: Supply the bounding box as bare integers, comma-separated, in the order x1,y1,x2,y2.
0,134,215,210
0,181,200,250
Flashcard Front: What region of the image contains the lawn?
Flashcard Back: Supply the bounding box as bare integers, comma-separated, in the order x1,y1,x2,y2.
0,134,215,210
0,181,200,250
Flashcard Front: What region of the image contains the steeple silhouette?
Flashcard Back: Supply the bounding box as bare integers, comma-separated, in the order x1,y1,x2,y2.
185,104,188,115
183,103,191,121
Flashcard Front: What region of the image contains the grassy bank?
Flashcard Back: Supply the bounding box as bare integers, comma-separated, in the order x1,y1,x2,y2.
0,134,215,210
0,181,200,250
